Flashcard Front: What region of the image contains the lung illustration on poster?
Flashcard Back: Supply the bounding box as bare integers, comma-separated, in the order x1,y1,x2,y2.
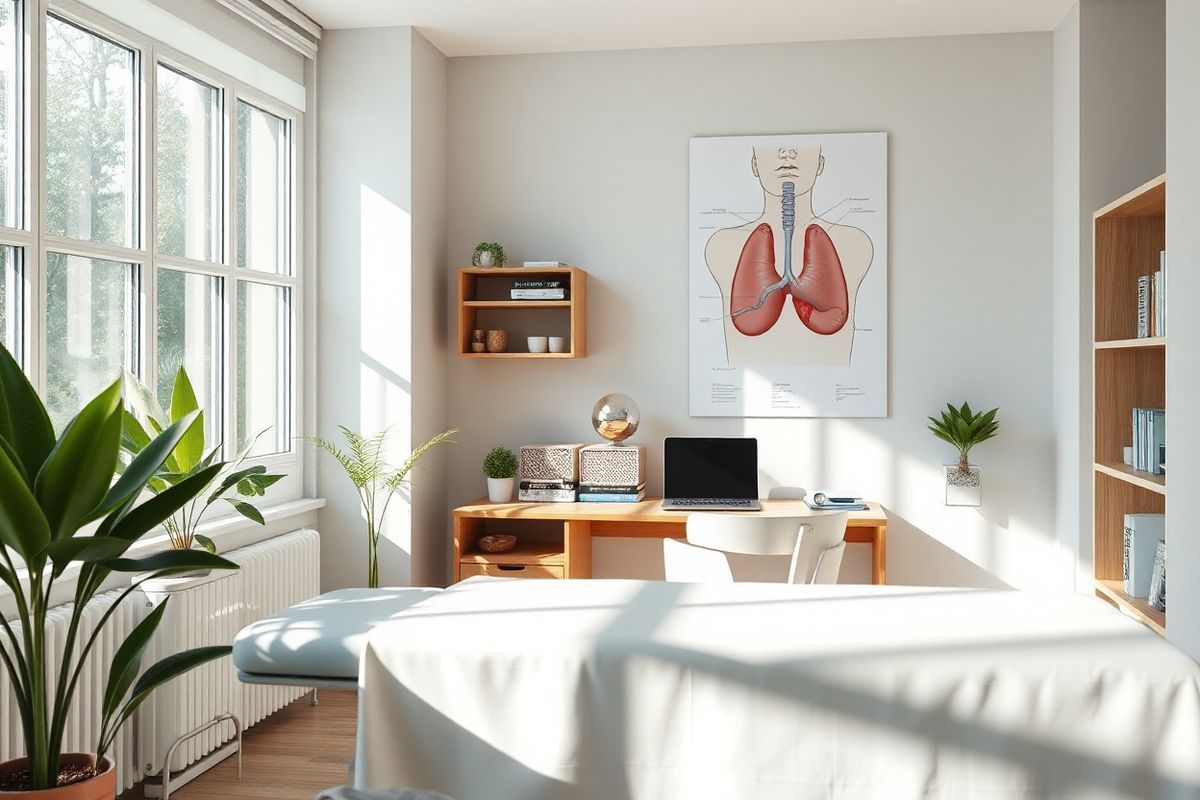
689,133,887,417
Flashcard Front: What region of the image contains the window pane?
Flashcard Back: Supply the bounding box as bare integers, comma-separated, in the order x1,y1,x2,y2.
0,246,17,357
157,269,220,446
0,2,20,228
46,252,134,432
156,66,219,261
45,16,136,247
235,101,288,274
236,280,288,455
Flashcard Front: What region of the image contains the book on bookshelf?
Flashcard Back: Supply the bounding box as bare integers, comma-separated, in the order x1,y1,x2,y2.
1148,540,1166,612
1137,274,1151,338
1123,513,1165,597
512,279,564,289
523,261,569,268
1159,250,1167,337
1131,408,1166,474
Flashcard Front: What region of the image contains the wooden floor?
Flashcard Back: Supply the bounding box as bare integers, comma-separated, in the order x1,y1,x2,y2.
119,690,357,800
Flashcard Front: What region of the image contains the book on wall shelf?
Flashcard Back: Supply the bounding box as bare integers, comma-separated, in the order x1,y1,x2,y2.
523,261,571,268
1131,408,1166,474
511,289,567,300
1135,252,1167,339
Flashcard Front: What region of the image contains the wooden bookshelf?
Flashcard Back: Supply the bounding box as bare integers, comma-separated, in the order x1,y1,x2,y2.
1092,174,1166,635
456,267,587,358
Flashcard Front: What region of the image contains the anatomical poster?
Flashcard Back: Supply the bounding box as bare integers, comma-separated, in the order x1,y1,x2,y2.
689,132,888,417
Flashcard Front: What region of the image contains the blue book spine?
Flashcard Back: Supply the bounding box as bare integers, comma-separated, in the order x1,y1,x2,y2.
577,493,644,503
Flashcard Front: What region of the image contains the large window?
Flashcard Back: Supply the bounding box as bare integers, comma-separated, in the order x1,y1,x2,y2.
0,1,303,512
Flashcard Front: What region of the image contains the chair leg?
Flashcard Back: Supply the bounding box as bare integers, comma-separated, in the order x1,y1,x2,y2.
310,687,319,706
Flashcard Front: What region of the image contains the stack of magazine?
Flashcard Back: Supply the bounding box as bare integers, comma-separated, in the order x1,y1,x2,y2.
512,278,567,301
578,482,645,503
804,491,868,512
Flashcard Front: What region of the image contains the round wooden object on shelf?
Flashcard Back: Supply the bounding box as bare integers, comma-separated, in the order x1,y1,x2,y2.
477,534,517,554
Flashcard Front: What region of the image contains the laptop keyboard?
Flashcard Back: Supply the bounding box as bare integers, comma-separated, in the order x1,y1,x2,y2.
668,498,755,508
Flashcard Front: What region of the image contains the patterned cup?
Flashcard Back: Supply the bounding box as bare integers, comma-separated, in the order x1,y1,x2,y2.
486,329,508,353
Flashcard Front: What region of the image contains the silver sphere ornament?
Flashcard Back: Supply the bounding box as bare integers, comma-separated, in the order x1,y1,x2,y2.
591,394,640,443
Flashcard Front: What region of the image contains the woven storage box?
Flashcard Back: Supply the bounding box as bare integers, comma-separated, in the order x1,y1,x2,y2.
579,444,646,487
519,444,584,483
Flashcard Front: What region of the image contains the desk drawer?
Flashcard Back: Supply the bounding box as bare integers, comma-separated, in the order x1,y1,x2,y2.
460,562,564,580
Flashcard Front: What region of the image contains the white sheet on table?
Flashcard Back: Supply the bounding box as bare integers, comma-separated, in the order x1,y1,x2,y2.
355,578,1200,800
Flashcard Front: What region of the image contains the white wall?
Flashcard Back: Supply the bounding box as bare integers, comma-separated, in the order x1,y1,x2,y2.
1051,0,1165,591
1052,5,1083,590
443,34,1062,589
317,27,450,590
1165,0,1200,660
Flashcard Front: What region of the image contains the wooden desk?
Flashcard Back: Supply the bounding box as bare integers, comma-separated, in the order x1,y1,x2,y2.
452,498,888,584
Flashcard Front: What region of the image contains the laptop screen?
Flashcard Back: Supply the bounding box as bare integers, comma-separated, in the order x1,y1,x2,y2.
664,437,758,500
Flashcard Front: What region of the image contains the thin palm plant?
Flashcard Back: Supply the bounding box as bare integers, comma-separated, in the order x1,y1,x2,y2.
308,426,458,588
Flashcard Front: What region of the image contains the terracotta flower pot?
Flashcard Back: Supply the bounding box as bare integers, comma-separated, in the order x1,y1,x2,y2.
0,755,115,800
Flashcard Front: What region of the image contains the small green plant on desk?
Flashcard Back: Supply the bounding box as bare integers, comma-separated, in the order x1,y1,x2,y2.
483,446,518,503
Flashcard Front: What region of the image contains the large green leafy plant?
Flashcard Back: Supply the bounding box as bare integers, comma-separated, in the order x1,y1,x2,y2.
0,346,237,790
121,367,284,552
928,401,1000,475
308,426,457,588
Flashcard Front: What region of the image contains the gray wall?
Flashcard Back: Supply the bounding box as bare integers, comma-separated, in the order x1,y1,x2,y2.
443,34,1062,589
1166,0,1200,660
410,33,451,586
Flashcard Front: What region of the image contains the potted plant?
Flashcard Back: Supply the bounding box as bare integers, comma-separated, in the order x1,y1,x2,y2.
308,426,458,588
483,446,518,503
471,242,506,268
0,346,238,797
120,367,285,553
928,401,999,506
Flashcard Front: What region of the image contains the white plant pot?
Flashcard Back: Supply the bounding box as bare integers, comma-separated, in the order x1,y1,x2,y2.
479,251,496,267
487,477,515,503
945,465,982,507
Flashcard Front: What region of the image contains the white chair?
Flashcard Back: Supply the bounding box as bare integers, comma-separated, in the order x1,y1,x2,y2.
663,511,849,584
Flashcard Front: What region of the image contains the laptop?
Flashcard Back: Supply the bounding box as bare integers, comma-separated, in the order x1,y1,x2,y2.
661,437,761,511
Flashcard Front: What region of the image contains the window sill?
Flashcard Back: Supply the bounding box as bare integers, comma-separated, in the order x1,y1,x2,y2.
1,497,326,617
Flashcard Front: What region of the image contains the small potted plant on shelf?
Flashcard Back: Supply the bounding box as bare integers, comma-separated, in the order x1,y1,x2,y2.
483,446,518,503
928,401,999,507
472,242,507,268
0,346,238,798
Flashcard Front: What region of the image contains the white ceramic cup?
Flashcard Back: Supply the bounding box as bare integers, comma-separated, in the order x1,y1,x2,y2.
527,336,549,353
548,336,566,353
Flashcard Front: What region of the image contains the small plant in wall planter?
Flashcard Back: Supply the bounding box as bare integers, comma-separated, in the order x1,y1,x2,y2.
472,242,507,268
483,446,518,503
928,402,999,507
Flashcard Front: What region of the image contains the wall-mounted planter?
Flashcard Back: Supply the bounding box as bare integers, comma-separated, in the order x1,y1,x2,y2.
945,465,982,506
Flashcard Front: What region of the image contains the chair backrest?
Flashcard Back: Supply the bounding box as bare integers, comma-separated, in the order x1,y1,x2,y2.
664,511,849,584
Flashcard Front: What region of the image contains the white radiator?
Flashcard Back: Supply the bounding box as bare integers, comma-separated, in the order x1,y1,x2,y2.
139,528,320,776
0,590,147,793
0,529,320,791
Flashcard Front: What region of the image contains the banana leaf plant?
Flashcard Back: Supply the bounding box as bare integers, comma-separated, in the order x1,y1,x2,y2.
120,368,284,552
0,345,237,791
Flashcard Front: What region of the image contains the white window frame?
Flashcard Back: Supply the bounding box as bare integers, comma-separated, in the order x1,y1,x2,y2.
0,0,306,512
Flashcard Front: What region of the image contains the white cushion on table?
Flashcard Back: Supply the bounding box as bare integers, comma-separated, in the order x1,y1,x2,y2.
233,587,440,681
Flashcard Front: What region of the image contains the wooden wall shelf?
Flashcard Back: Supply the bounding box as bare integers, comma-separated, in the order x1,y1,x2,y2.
1092,174,1167,636
457,266,587,358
